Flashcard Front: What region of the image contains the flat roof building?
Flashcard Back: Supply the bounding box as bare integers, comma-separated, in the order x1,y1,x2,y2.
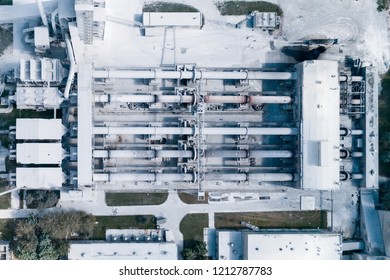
16,143,64,165
16,119,65,140
68,241,178,260
216,230,342,260
296,60,340,190
16,167,65,189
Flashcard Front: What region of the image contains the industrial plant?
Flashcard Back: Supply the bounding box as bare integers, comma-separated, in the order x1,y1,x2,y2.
0,0,389,260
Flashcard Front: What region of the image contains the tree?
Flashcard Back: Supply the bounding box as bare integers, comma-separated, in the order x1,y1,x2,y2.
12,211,94,260
182,241,208,260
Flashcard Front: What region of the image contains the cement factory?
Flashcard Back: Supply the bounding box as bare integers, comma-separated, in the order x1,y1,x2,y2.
0,0,388,260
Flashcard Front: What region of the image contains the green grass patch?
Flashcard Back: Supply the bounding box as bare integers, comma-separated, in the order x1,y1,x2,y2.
0,186,11,209
143,2,199,12
215,211,327,229
216,1,283,16
180,213,208,249
105,192,168,206
91,215,157,240
178,192,208,204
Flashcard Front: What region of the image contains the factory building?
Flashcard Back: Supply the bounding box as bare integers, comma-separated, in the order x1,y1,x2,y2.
68,228,178,260
64,58,371,200
215,230,343,260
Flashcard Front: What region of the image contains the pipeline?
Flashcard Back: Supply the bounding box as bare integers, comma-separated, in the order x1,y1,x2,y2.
36,0,48,26
93,149,293,159
93,126,298,136
339,75,363,82
93,172,294,182
51,8,59,36
95,94,293,104
94,68,294,81
64,33,76,100
340,128,364,137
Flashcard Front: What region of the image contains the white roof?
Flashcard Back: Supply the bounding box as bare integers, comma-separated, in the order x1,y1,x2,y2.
299,60,340,190
16,143,63,164
16,87,63,109
243,232,342,260
34,26,50,47
143,12,202,27
16,167,64,188
218,231,243,260
68,242,178,260
16,119,64,140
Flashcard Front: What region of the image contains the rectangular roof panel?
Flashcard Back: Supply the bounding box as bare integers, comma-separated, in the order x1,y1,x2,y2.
143,12,202,27
298,60,340,190
16,119,64,140
243,232,342,260
16,143,63,165
16,167,64,188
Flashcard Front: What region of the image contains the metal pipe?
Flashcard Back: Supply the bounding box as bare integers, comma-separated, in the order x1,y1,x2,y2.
51,8,58,35
339,76,363,82
93,126,194,135
64,33,76,100
93,126,298,136
249,95,292,104
351,130,364,135
93,173,193,182
96,94,292,104
36,0,48,26
205,150,247,158
93,69,294,80
94,149,293,159
351,152,363,158
248,173,293,181
351,173,363,180
93,172,293,182
248,150,294,158
206,173,247,181
202,127,298,135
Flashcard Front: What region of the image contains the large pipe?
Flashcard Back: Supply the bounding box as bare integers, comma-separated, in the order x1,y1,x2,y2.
351,130,364,135
36,0,48,26
340,128,364,136
93,172,294,182
51,8,59,35
64,33,76,99
95,94,292,104
93,69,294,80
93,173,194,182
93,149,293,159
339,76,363,82
93,126,298,136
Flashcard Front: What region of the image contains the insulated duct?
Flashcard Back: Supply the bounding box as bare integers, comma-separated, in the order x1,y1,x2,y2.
93,126,298,136
94,69,294,80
